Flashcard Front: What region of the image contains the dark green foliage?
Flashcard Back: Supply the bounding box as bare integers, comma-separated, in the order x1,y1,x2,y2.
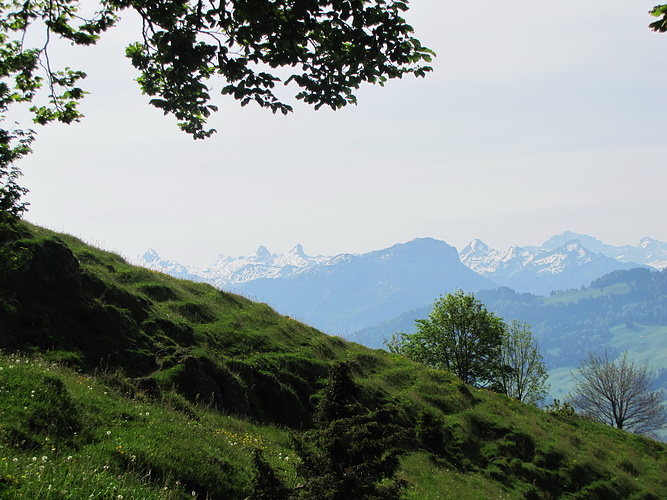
1,0,433,141
650,5,667,32
545,398,577,417
294,362,407,499
415,409,446,453
0,0,433,231
0,129,32,224
312,361,363,424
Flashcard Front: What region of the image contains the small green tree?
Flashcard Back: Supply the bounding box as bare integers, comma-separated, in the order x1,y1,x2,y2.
544,399,576,417
387,290,505,387
496,320,549,405
294,362,407,499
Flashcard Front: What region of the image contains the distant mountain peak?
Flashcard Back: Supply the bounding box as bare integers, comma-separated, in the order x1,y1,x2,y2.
254,245,272,259
468,239,490,251
142,249,160,263
137,232,667,302
289,244,306,257
639,237,656,248
540,232,608,253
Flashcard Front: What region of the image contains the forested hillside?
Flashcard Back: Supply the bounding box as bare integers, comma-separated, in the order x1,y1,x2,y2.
351,267,667,364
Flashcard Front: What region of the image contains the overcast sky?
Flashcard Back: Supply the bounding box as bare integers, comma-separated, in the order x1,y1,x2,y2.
16,0,667,266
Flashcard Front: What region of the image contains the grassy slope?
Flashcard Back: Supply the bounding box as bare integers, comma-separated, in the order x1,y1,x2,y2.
0,222,666,499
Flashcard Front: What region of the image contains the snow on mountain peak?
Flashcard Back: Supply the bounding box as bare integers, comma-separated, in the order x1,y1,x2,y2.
137,232,667,297
460,239,503,274
562,240,586,256
639,237,655,248
141,249,161,263
466,239,489,252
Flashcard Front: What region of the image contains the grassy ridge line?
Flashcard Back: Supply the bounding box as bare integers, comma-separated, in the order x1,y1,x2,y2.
0,222,666,498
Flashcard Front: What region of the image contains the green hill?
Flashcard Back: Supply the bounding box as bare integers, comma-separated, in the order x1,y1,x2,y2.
0,222,666,499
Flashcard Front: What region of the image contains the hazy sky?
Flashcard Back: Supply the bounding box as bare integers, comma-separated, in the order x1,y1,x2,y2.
16,0,667,266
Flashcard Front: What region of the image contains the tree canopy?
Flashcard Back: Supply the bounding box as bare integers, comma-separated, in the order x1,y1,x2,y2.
387,291,550,404
249,362,408,499
0,0,434,221
0,0,434,139
650,5,667,33
387,290,506,387
496,320,549,405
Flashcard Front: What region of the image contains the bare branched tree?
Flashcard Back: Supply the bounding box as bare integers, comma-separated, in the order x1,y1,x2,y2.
497,320,549,405
569,350,667,436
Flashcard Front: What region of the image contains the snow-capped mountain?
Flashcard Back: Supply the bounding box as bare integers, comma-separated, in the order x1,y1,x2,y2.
194,244,330,288
140,249,203,281
227,238,494,335
603,237,667,270
137,232,665,334
138,244,329,288
137,238,494,335
533,231,667,270
139,232,666,298
459,236,647,295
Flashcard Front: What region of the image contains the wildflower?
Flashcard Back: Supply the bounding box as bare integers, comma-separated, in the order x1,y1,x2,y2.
106,431,111,435
41,456,48,462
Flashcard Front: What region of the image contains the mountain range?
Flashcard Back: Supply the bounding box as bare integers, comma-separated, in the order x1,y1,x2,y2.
138,231,667,336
